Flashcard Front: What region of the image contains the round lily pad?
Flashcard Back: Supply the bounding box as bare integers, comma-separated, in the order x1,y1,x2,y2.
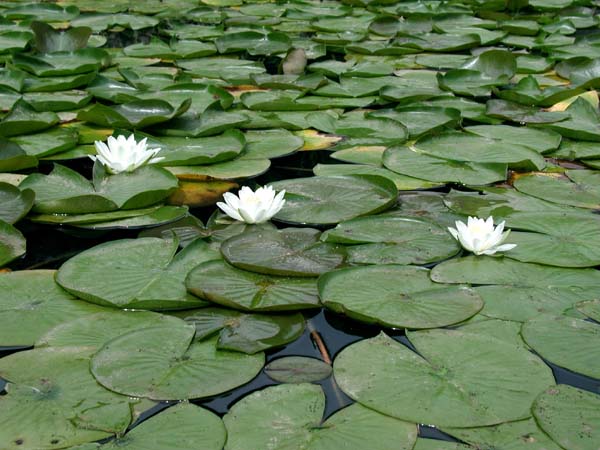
576,299,600,322
91,323,264,400
0,347,133,449
270,175,397,225
265,356,332,383
37,310,185,355
333,332,554,427
0,182,34,224
221,227,346,277
321,215,459,265
223,383,417,450
521,315,600,379
319,265,483,329
101,403,226,450
0,270,107,347
57,237,219,310
533,385,600,450
186,260,321,312
177,307,305,354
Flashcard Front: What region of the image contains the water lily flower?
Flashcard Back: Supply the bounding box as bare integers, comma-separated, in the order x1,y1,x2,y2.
90,135,163,175
217,185,286,224
448,216,516,256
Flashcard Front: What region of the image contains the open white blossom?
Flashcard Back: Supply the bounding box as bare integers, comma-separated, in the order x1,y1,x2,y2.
90,135,163,175
448,216,516,256
217,185,286,224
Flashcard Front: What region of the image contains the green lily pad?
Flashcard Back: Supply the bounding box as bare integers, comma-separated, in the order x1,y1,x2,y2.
537,97,600,141
177,57,266,84
0,139,38,172
271,175,397,226
0,220,26,267
4,3,79,21
0,182,34,224
186,260,320,312
265,356,332,383
321,215,459,265
485,99,569,124
333,331,554,427
57,237,219,310
502,212,600,267
476,285,600,322
176,307,305,354
10,126,79,157
23,90,92,112
37,310,184,355
442,418,562,450
166,155,270,181
431,256,600,287
221,227,345,277
412,132,545,169
0,99,59,137
576,299,600,322
383,145,507,185
319,265,482,329
244,129,304,159
100,404,226,450
513,170,600,209
72,205,189,230
215,31,291,55
0,347,133,449
370,106,460,139
464,124,562,154
0,31,34,54
223,383,418,450
494,75,584,107
21,164,178,214
12,48,110,77
521,315,600,379
413,439,472,450
156,104,248,138
533,385,600,450
78,98,191,129
29,205,180,226
90,322,264,400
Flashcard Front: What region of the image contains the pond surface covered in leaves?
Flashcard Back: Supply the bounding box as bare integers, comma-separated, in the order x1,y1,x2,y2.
0,0,600,449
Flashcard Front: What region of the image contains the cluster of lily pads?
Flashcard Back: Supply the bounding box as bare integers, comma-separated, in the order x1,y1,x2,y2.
1,0,600,449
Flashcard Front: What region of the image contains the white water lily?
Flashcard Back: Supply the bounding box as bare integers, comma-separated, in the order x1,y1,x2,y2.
217,185,286,224
448,216,517,256
90,135,163,175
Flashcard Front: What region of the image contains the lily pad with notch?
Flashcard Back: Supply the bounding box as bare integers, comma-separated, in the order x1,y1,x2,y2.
270,175,398,226
90,322,264,400
10,126,79,157
0,99,59,137
333,331,554,427
186,260,320,312
175,306,305,354
12,48,111,78
57,237,220,310
0,182,34,224
223,383,418,450
221,227,346,277
319,265,482,329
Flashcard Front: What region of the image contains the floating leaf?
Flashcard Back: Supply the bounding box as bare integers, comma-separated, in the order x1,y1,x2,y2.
0,220,26,267
319,265,482,329
57,237,219,310
265,356,331,383
0,99,59,137
334,332,554,427
0,182,34,224
186,260,320,312
91,322,264,400
576,299,600,322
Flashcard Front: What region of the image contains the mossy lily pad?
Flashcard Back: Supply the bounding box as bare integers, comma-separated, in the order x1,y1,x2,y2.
319,265,482,329
333,332,554,427
91,322,264,400
57,237,219,310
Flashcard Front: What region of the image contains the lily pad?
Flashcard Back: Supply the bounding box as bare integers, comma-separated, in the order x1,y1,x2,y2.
319,265,482,329
215,31,291,55
100,404,226,450
221,227,345,277
265,356,332,383
37,310,184,355
576,299,600,322
521,315,600,379
57,237,219,310
177,307,305,354
186,260,320,312
0,347,133,449
0,99,59,137
271,175,398,226
0,220,26,267
533,385,600,450
10,127,79,157
0,182,34,224
90,322,264,400
0,270,106,347
513,170,600,209
333,331,554,427
223,383,417,450
321,215,459,265
12,49,110,77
